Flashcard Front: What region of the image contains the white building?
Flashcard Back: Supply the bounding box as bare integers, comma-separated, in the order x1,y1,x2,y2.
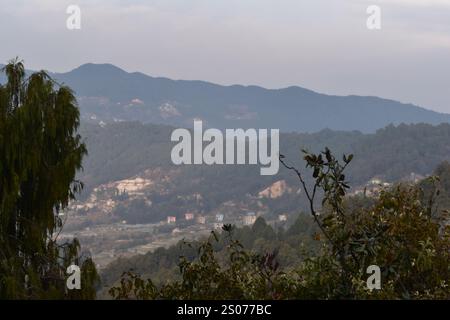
167,216,177,224
185,212,194,220
243,212,257,226
197,216,206,224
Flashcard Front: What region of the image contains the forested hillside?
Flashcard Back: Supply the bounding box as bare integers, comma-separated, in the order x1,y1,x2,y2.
80,122,450,185
77,122,450,210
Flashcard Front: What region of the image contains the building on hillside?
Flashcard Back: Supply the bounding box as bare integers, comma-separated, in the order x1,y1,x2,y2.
197,215,206,224
258,180,292,199
167,216,176,224
402,172,425,183
278,214,288,222
243,212,257,226
185,212,195,220
216,213,224,222
368,177,390,187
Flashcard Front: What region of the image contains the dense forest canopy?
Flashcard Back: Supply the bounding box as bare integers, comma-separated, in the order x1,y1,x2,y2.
79,121,450,193
73,122,450,225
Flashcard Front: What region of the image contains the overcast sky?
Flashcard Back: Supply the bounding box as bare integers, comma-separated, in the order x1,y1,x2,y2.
1,0,450,112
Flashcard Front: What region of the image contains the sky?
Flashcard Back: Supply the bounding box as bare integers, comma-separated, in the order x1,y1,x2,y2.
1,0,450,113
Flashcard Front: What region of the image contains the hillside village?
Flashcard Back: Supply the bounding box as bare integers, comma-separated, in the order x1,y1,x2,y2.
60,173,305,268
60,168,415,268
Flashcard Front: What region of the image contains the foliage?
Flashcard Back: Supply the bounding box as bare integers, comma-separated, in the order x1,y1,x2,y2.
109,149,449,299
99,215,317,297
0,58,99,299
109,226,286,300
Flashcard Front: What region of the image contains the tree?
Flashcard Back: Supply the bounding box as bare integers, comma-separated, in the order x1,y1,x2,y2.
0,58,99,299
280,149,449,299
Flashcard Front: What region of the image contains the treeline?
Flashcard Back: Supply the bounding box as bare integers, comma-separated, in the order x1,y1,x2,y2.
80,121,450,193
78,122,450,223
99,214,320,298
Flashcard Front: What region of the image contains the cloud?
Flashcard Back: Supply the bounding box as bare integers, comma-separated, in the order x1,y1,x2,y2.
1,0,449,112
380,0,450,7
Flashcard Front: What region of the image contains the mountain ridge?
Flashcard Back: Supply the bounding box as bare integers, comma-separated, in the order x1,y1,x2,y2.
1,62,449,133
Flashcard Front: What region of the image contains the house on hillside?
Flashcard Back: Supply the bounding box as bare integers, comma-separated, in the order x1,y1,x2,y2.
196,215,206,224
243,212,257,226
185,212,195,220
167,216,176,224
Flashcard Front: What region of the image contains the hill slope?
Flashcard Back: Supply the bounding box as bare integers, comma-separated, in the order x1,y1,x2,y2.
7,63,445,133
2,62,449,132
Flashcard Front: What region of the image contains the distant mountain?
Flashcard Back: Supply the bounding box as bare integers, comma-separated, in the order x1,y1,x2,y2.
2,63,450,132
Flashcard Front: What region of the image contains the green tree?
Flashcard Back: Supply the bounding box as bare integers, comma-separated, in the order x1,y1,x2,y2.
280,148,449,299
0,58,99,299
